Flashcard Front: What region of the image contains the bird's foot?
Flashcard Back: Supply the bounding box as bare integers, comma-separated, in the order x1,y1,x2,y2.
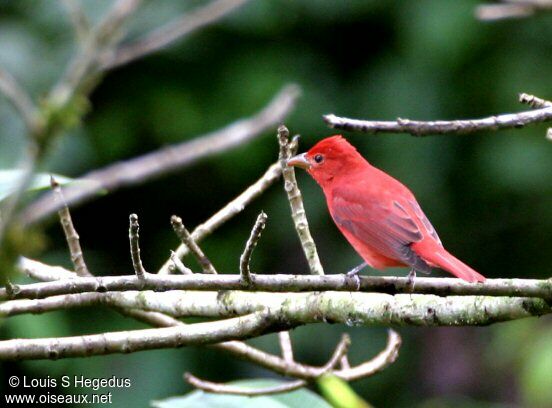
344,262,367,291
346,262,368,278
406,269,416,293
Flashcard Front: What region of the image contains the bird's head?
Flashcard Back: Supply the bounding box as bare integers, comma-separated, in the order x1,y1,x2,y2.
287,135,365,185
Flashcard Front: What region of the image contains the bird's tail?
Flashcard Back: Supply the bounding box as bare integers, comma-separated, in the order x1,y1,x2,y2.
413,242,486,283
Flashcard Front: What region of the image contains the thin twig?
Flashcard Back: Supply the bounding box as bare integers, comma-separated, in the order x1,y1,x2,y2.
158,161,282,275
519,93,552,109
49,0,141,105
51,176,90,277
0,67,39,133
171,216,217,274
320,334,351,372
240,212,267,285
277,125,324,275
101,0,250,69
278,331,294,363
334,330,401,381
10,258,552,301
518,93,552,139
475,1,552,21
323,104,552,136
61,0,91,43
22,85,299,225
339,355,351,370
184,373,306,396
129,214,147,279
184,333,351,396
170,250,193,275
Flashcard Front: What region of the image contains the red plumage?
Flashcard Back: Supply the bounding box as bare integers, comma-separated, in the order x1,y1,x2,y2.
288,135,485,283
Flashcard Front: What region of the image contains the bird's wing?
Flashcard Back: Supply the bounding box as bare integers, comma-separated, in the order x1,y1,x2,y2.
331,187,434,273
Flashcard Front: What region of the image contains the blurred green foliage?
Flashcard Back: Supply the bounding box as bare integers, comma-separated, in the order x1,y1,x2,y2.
1,1,552,407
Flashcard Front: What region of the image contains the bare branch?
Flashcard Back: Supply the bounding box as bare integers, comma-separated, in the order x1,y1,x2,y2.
0,67,38,132
23,85,299,225
278,126,324,275
320,334,351,371
101,0,250,69
184,333,349,396
323,105,552,136
334,330,401,381
51,176,90,277
171,216,217,274
50,0,141,104
129,213,148,279
0,311,270,360
184,373,306,396
19,257,76,280
61,0,91,43
0,289,346,381
519,93,552,109
7,260,552,301
339,355,351,370
170,250,193,275
518,93,552,139
159,161,282,275
240,212,267,285
476,1,552,21
278,331,294,363
2,280,551,331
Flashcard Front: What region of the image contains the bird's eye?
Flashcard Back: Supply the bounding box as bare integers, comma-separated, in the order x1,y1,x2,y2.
314,154,324,164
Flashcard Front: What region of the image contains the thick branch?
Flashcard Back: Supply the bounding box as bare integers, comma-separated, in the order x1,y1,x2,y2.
101,0,250,69
74,290,552,326
23,85,299,225
0,311,270,360
323,105,552,136
2,285,550,326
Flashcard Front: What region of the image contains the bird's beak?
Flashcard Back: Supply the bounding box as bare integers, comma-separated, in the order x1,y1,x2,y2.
287,153,310,169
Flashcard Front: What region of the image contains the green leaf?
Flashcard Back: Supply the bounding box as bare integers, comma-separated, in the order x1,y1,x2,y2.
317,375,373,408
0,170,73,202
151,379,331,408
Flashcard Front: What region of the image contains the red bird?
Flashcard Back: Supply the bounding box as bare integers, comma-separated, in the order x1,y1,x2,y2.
288,135,485,283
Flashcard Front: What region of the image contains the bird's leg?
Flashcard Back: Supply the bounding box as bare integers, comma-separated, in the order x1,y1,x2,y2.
406,268,416,292
346,262,368,278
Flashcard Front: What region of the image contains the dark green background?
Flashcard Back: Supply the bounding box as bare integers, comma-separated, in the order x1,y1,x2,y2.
1,1,552,407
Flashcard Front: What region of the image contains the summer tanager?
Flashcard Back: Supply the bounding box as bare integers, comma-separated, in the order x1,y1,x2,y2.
287,135,485,283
